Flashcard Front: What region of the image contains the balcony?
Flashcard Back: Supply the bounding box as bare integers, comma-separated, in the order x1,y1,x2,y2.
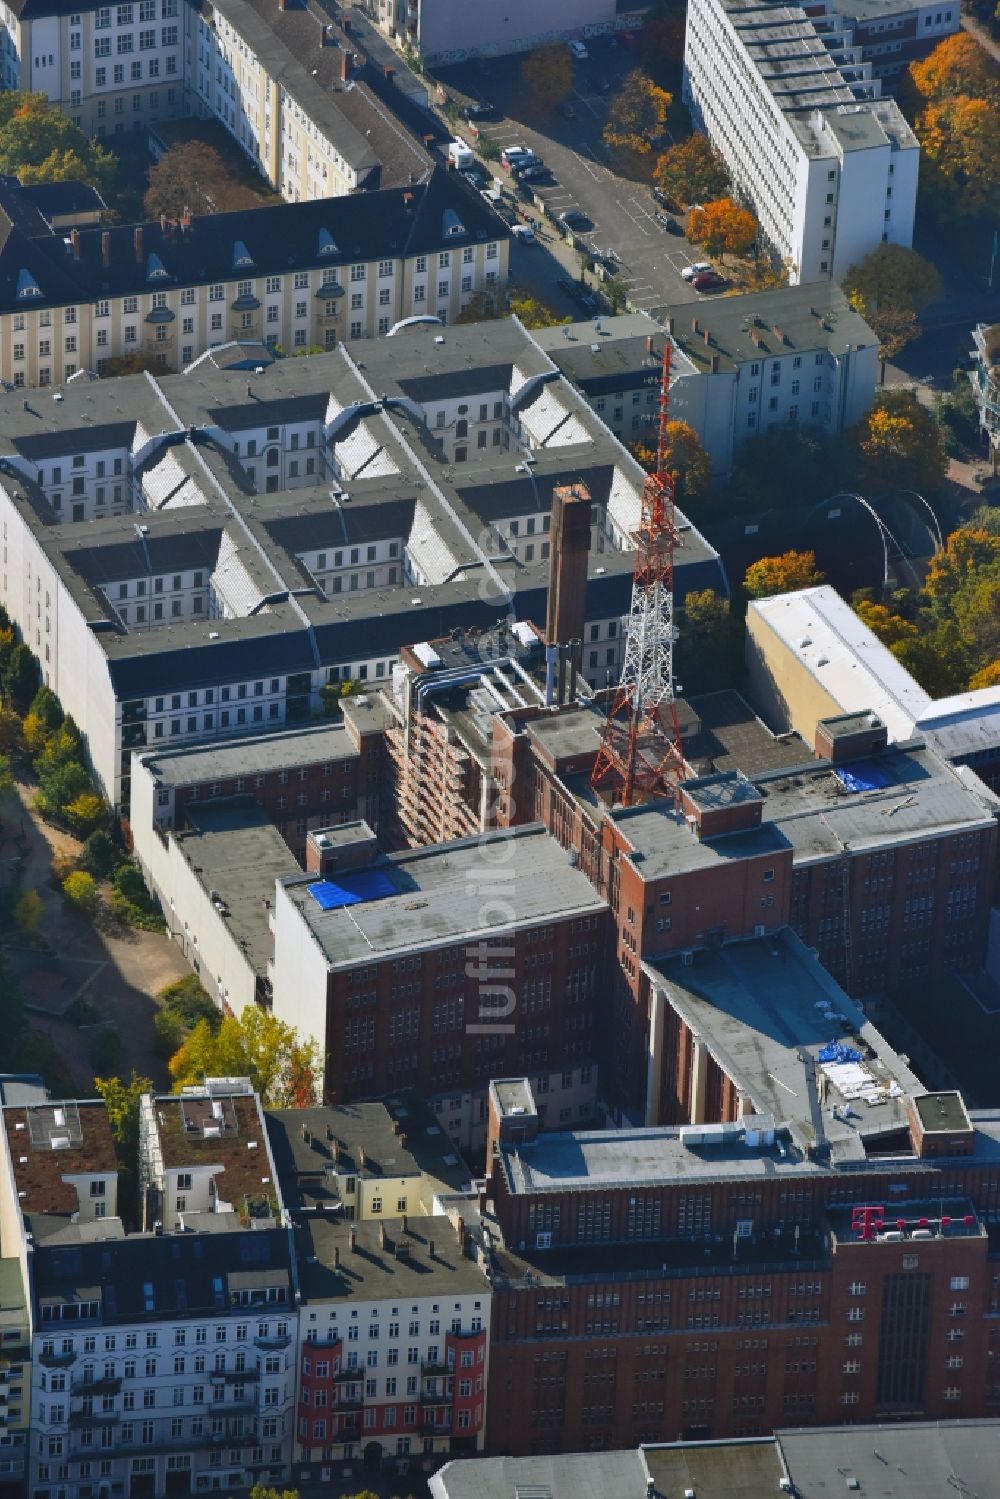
39,1350,76,1368
421,1415,452,1436
421,1391,450,1406
333,1367,362,1384
72,1375,122,1396
254,1332,291,1351
334,1395,362,1412
421,1359,450,1376
69,1409,119,1427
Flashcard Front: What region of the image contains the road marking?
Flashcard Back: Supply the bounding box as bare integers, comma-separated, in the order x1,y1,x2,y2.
617,200,651,235
571,150,602,181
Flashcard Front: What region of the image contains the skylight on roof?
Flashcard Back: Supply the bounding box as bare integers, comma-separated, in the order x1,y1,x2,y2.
146,253,169,280
317,227,339,256
232,239,254,269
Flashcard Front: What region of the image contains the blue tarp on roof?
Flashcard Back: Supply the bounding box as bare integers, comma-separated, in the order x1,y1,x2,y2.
818,1041,862,1064
833,761,894,794
308,869,397,910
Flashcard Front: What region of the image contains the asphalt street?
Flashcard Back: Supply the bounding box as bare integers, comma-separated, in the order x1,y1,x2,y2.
438,48,710,320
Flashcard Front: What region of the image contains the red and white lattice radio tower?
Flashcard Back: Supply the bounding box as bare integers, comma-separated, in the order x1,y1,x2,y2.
591,338,684,807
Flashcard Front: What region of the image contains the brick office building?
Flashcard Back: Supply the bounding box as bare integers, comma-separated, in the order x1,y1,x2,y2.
270,822,611,1150
481,940,1000,1456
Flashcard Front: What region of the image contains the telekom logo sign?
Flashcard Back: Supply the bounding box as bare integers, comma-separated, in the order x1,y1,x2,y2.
851,1205,885,1241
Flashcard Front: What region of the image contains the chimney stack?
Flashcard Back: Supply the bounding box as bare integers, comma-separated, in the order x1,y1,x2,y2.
348,1227,357,1252
70,228,80,260
456,1215,465,1244
101,231,110,269
400,1213,408,1234
665,314,674,335
710,353,720,374
429,1239,435,1259
333,1245,340,1267
691,317,699,335
702,326,711,346
544,481,591,706
645,334,654,356
133,226,143,265
358,1145,367,1168
338,45,351,83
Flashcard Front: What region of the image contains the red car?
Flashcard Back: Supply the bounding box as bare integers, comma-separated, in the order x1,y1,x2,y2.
692,271,726,292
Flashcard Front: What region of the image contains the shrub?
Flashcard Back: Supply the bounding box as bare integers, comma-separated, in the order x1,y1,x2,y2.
158,973,219,1030
80,829,117,879
153,1006,187,1059
63,870,98,913
13,888,43,935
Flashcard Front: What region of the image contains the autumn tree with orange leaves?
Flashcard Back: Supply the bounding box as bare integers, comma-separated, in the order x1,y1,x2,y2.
686,197,758,258
855,389,948,494
742,550,823,599
905,34,1000,218
909,31,1000,106
604,70,672,155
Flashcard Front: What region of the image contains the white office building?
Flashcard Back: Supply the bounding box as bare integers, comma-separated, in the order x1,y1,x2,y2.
683,0,919,283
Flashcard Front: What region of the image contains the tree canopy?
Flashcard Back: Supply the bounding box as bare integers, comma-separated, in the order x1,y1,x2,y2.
604,70,672,155
521,45,572,103
144,142,262,220
909,32,1000,107
743,549,823,599
169,1007,322,1108
686,197,758,258
854,388,948,496
0,93,116,197
654,133,730,207
842,245,941,379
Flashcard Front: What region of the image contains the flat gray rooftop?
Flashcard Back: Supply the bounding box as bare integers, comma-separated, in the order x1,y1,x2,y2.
283,823,607,968
140,721,358,788
685,690,810,775
779,1421,1000,1499
267,1094,473,1208
646,931,922,1157
612,805,790,878
295,1214,488,1305
431,1449,650,1499
176,802,299,975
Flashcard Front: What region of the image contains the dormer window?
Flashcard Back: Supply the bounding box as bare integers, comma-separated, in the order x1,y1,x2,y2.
146,253,169,280
317,228,338,256
16,269,42,300
442,209,466,239
232,239,254,268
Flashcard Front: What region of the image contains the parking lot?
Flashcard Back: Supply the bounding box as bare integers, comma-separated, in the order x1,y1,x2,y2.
437,43,712,320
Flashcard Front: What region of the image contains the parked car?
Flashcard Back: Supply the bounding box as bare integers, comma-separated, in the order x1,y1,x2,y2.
503,152,541,175
460,165,489,188
559,209,592,231
511,224,536,244
652,186,675,209
461,101,493,120
568,39,588,59
692,271,727,291
558,99,577,119
558,277,600,313
501,145,535,164
681,261,713,281
655,211,680,233
517,163,550,183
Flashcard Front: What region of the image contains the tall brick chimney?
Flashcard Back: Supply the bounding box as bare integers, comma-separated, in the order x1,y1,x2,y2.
133,226,143,265
544,481,591,705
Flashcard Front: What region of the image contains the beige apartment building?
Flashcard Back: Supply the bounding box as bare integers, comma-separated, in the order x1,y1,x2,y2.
0,169,509,386
1,0,430,201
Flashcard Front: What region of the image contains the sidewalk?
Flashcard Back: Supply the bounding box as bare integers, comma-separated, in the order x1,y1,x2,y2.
962,12,1000,65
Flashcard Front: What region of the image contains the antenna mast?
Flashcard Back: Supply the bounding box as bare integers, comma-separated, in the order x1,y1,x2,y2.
591,337,683,806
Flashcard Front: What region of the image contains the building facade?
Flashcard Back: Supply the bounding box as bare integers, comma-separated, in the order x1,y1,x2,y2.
483,1035,1000,1457
0,170,509,387
683,0,919,283
971,321,1000,474
0,1080,297,1499
531,295,879,477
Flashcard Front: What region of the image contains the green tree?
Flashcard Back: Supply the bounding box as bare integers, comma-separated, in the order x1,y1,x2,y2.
2,643,38,715
843,245,941,382
13,888,43,935
677,588,733,689
662,419,711,507
28,684,63,732
855,389,948,495
158,973,219,1030
168,1008,322,1108
0,93,117,197
654,133,730,207
521,45,572,104
728,422,851,514
743,549,824,599
80,828,117,878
